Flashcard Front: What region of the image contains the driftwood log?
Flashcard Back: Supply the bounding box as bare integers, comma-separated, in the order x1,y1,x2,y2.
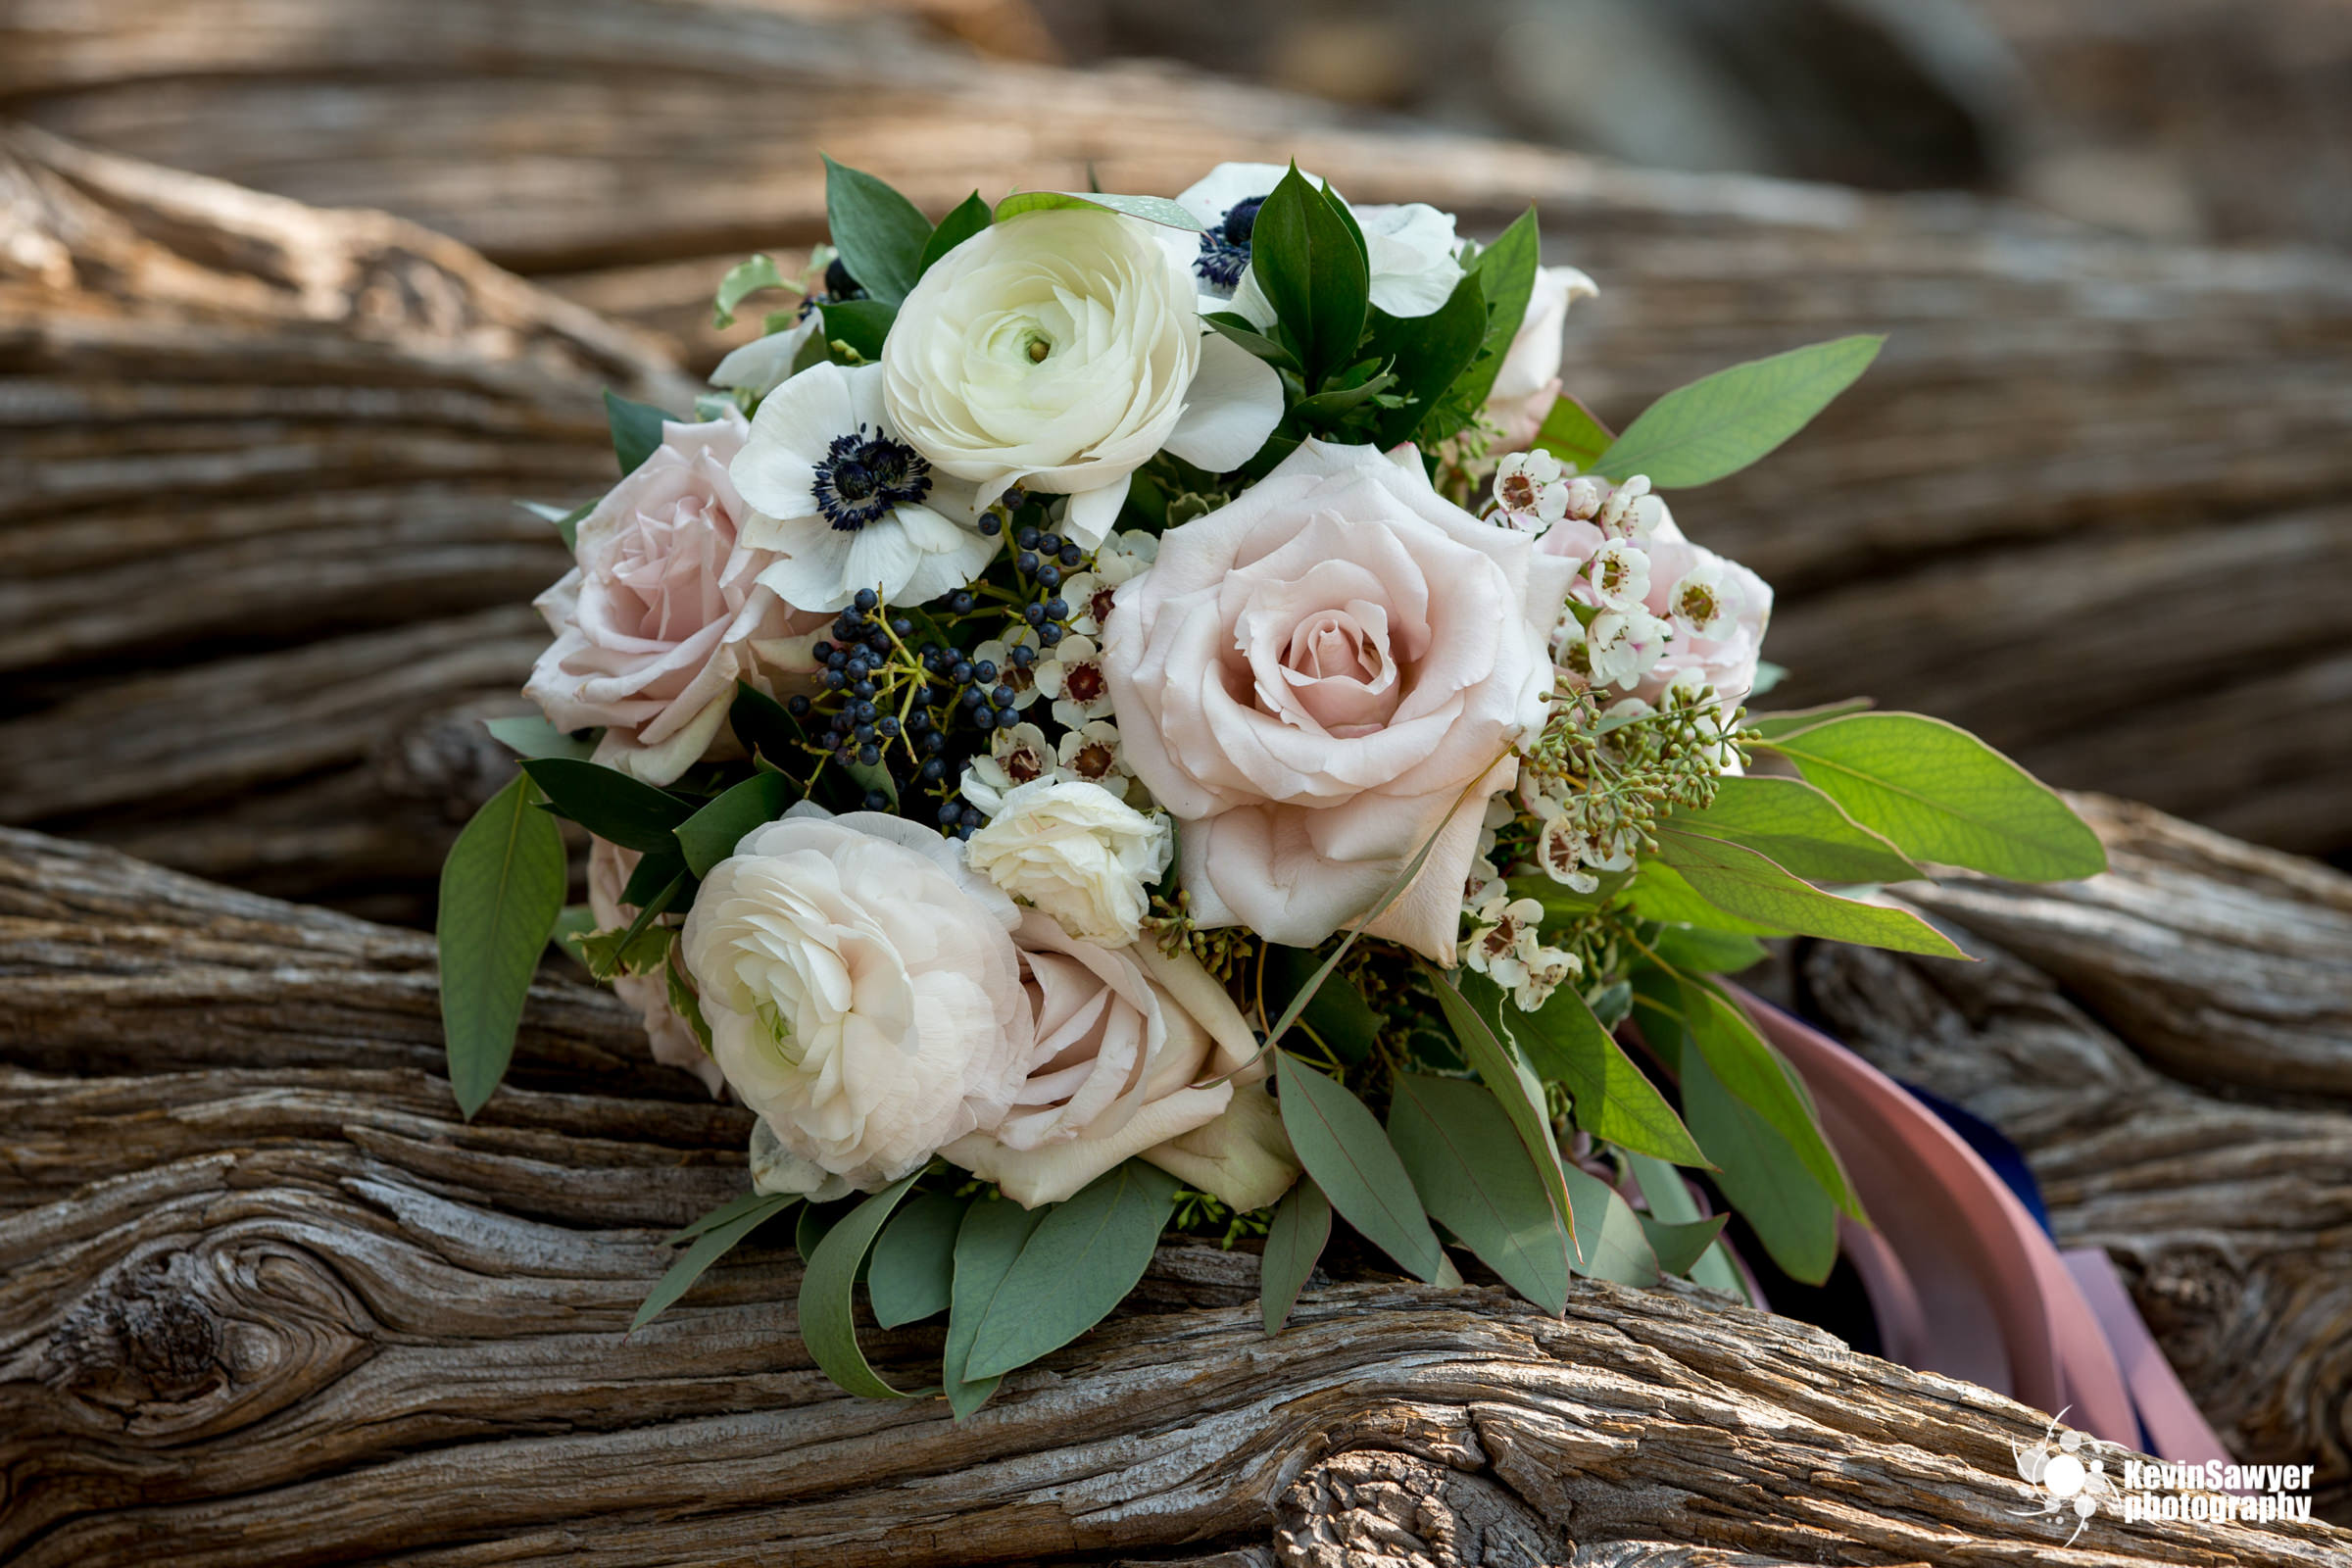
0,1,2348,892
6,800,2351,1565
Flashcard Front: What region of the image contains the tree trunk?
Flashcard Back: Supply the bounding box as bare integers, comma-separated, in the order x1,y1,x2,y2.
2,4,2348,882
6,804,2350,1566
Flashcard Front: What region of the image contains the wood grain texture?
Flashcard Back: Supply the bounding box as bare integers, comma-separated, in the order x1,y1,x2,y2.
7,814,2352,1564
1799,795,2352,1525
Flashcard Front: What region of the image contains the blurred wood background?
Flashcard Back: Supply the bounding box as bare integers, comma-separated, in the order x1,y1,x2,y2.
2,0,2346,924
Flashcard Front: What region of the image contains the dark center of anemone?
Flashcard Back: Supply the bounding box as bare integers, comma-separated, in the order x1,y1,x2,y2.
1193,192,1269,292
811,425,931,533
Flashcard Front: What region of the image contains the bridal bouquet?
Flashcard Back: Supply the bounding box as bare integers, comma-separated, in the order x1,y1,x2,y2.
437,158,2104,1411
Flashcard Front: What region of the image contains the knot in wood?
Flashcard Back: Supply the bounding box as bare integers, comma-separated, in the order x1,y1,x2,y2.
1274,1448,1565,1568
50,1251,223,1406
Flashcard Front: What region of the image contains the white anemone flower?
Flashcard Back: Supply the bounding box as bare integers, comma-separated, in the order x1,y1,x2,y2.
1173,162,1466,324
729,361,997,612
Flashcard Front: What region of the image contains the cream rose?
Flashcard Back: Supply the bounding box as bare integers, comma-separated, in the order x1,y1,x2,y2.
1487,264,1597,451
585,836,724,1097
1102,440,1576,960
941,911,1298,1209
879,208,1282,547
681,806,1034,1194
961,777,1171,947
525,412,825,785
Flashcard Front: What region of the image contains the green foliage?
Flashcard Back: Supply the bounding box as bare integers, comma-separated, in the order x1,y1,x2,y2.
1250,164,1370,390
1594,334,1884,488
1446,207,1541,415
1639,1212,1730,1276
821,155,934,305
1277,1051,1446,1282
633,1193,799,1331
437,774,569,1118
1754,712,2108,881
1642,924,1769,975
1625,1152,1744,1294
820,297,899,362
1559,1161,1659,1284
943,1197,1048,1418
1647,831,1967,957
1427,970,1577,1250
963,1161,1180,1380
1490,976,1706,1166
572,918,671,982
1366,270,1488,446
1261,1178,1331,1335
518,757,692,855
1743,699,1875,742
515,498,595,552
991,190,1202,229
711,253,793,328
483,714,594,761
604,391,672,476
1663,775,1924,886
1677,979,1861,1218
1678,1039,1839,1283
674,772,792,877
917,191,993,275
1262,945,1381,1064
798,1174,926,1398
1533,394,1615,471
1387,1074,1573,1314
868,1192,966,1328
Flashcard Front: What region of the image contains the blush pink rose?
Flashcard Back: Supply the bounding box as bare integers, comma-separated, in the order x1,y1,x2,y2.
1102,440,1576,960
525,410,825,785
941,911,1298,1209
585,835,724,1097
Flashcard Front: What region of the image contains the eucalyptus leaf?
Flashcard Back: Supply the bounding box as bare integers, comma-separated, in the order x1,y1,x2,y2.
797,1174,925,1398
1387,1074,1573,1314
518,757,694,854
944,1197,1049,1418
483,714,594,761
1594,334,1882,488
1665,775,1924,886
1650,833,1967,958
868,1192,967,1329
992,190,1204,229
1674,978,1861,1219
674,771,792,877
1640,1212,1730,1277
916,191,992,277
1427,969,1577,1246
437,774,568,1118
821,155,932,305
1627,860,1790,938
633,1192,798,1331
1625,1152,1746,1296
1679,1039,1838,1284
797,1197,854,1264
665,1187,783,1246
964,1161,1181,1381
1276,1052,1446,1282
1755,712,2107,882
1744,699,1875,742
1533,394,1615,472
603,390,671,477
1494,978,1707,1167
1262,945,1381,1064
1260,1177,1331,1335
1643,924,1770,975
1559,1161,1659,1284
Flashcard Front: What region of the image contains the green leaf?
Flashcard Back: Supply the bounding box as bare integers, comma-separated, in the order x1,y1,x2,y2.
797,1197,854,1264
1665,775,1924,886
729,679,807,766
1678,1039,1839,1283
437,774,568,1118
820,297,898,362
1497,979,1707,1167
1260,1177,1331,1335
1594,334,1884,488
1640,1212,1730,1276
1643,924,1770,975
1744,699,1874,742
1625,1152,1745,1296
673,771,792,877
1426,969,1577,1249
1294,367,1399,424
632,1192,799,1330
1387,1074,1573,1314
1674,978,1861,1219
1250,165,1369,389
821,155,932,306
797,1173,926,1398
712,253,792,328
1649,833,1967,958
572,916,672,982
1277,1052,1446,1281
1755,712,2107,882
1559,1161,1659,1284
1533,394,1615,471
1450,206,1540,412
943,1197,1048,1418
518,757,693,854
991,190,1204,230
604,390,672,476
483,714,594,761
1262,945,1381,1064
915,191,993,276
1628,860,1790,938
964,1161,1181,1381
1368,270,1487,446
1202,311,1300,374
868,1193,966,1329
618,847,689,908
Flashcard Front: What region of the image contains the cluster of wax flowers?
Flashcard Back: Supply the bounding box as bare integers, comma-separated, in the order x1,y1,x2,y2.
1459,448,1774,923
522,158,1622,1206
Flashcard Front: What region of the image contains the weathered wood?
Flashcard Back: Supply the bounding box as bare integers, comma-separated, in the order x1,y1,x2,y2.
7,812,2352,1564
1799,795,2352,1524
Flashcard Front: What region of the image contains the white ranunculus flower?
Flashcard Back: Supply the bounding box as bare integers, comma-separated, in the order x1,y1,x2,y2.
1173,162,1467,324
708,312,821,399
962,777,1171,947
729,361,997,612
880,208,1283,548
682,805,1034,1195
